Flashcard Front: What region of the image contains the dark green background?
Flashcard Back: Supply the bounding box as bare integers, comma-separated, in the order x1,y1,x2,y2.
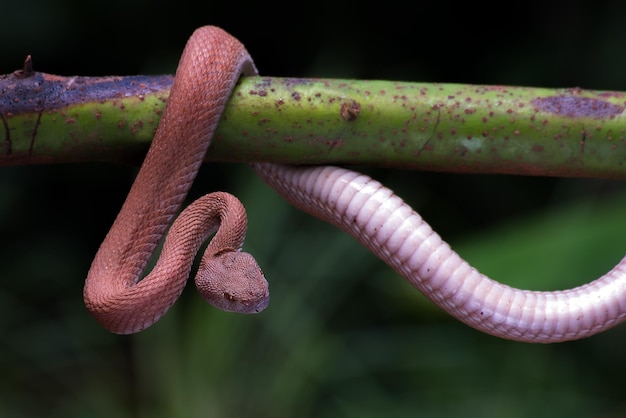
2,1,626,417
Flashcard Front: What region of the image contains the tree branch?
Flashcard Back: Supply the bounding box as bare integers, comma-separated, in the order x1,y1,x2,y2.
2,66,625,178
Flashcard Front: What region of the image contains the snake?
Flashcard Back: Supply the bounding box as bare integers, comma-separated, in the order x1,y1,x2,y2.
83,26,626,342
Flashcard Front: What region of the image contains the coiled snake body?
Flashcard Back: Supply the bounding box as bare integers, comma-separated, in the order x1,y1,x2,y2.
84,26,626,342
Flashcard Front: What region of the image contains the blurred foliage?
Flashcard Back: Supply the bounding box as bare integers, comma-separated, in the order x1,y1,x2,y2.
2,1,626,417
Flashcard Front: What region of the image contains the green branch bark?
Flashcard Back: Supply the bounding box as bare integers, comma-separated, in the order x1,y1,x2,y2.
2,68,626,178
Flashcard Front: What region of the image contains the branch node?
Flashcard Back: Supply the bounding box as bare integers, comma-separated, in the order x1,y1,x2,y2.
14,55,34,79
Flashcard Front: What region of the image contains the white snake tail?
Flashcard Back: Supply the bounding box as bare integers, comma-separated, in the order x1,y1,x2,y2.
253,163,626,343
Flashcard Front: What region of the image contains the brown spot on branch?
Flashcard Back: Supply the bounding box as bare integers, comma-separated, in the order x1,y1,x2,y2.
340,100,361,121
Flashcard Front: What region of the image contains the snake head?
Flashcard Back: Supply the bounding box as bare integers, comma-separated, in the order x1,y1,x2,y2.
195,250,270,314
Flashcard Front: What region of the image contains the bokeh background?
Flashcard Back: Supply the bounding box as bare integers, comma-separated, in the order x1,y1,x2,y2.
2,1,626,417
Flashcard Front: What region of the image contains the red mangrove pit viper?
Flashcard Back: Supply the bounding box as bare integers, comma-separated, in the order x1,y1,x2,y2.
83,26,626,343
